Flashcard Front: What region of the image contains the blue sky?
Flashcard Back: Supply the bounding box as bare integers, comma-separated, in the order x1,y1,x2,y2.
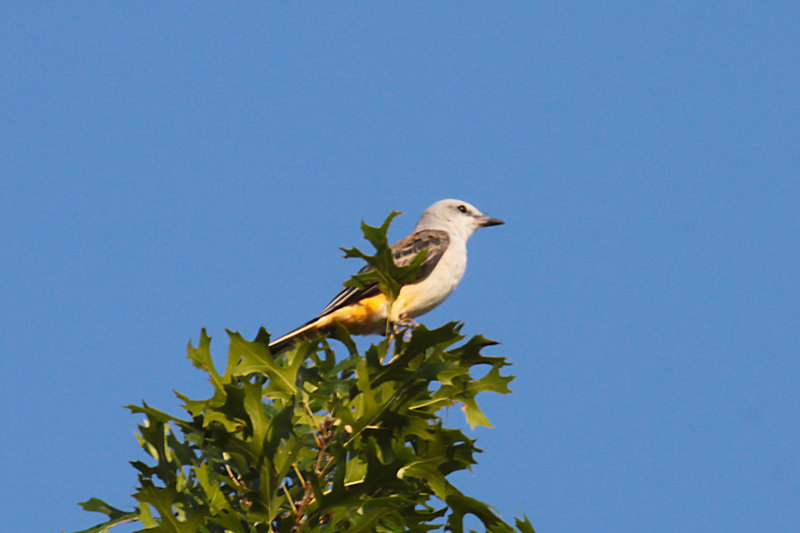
2,3,798,532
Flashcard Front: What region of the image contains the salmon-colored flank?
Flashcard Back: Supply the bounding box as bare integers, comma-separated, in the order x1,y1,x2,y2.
317,293,389,335
270,287,423,349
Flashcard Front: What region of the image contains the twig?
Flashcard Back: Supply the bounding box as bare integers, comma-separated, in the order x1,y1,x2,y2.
282,481,298,515
291,414,334,533
303,401,324,433
225,463,247,489
104,517,138,531
292,463,306,488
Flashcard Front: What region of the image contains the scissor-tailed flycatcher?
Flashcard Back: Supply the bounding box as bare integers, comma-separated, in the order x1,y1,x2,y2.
268,199,504,353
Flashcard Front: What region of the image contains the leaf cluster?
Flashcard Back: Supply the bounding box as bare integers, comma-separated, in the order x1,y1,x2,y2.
75,214,535,533
340,211,428,306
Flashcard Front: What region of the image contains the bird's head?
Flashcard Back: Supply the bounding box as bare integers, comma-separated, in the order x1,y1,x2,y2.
414,199,504,240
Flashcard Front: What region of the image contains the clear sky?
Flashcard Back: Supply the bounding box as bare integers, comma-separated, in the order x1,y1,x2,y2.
2,3,798,532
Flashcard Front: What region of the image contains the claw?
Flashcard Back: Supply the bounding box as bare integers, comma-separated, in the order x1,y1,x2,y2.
390,316,419,340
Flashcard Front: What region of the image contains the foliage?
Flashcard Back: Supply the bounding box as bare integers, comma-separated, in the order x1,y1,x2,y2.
75,214,534,533
340,211,428,308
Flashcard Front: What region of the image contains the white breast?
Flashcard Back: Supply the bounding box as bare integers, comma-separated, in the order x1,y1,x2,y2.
391,239,467,321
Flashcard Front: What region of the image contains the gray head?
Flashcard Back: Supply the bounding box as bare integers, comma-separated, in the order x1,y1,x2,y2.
414,199,504,240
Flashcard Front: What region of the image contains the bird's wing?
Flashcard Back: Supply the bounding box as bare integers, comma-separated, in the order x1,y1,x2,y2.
316,229,451,317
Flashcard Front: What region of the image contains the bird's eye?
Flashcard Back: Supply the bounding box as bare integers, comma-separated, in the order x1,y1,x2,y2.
457,205,468,214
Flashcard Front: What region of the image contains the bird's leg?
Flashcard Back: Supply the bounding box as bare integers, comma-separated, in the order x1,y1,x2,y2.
399,314,420,329
382,314,420,364
392,315,419,341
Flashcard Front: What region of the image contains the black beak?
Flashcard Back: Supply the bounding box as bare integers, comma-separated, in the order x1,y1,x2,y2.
479,216,505,227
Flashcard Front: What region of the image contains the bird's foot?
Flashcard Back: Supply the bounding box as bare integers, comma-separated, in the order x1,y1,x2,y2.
391,316,419,341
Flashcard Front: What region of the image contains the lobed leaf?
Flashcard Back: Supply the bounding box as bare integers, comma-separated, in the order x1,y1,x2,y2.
74,212,531,533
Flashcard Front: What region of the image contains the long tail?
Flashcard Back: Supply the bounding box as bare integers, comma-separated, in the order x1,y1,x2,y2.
268,318,326,354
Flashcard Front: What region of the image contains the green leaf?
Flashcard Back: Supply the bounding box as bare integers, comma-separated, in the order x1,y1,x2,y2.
172,390,206,418
75,210,532,533
344,455,368,486
125,404,181,425
445,485,515,533
73,498,139,533
133,484,204,533
398,457,447,500
138,503,156,528
78,498,128,519
329,322,358,357
186,329,224,394
71,512,139,533
242,381,268,442
469,365,515,395
460,397,492,429
195,463,228,514
227,329,301,398
515,514,538,533
340,211,427,305
207,511,248,533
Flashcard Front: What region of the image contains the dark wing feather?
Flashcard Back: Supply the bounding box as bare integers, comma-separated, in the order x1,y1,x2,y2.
316,229,450,317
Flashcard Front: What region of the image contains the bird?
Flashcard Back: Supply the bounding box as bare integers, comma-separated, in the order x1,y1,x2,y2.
268,199,504,353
